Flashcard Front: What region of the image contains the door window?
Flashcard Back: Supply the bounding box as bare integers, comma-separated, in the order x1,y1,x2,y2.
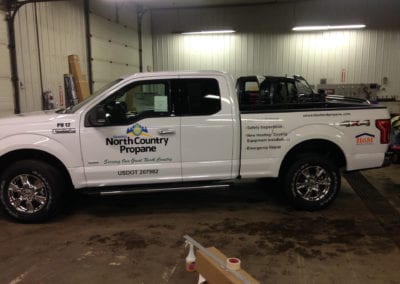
88,81,170,126
172,79,221,116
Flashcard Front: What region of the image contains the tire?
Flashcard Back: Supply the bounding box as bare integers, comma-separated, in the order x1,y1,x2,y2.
283,154,340,210
0,160,65,223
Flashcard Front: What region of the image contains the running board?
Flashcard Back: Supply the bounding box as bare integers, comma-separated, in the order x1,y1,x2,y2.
82,183,232,196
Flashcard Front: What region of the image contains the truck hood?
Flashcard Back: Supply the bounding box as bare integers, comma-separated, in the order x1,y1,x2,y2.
0,110,68,126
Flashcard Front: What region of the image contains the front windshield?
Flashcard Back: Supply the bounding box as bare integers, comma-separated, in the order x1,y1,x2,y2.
295,78,314,96
62,79,123,113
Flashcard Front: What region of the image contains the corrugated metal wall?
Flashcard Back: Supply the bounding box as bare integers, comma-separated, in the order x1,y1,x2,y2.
14,0,86,112
0,10,14,115
152,1,400,98
90,1,140,91
4,0,398,114
153,30,400,97
142,11,153,72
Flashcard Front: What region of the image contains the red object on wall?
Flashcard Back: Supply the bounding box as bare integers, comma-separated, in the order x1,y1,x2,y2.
341,68,346,82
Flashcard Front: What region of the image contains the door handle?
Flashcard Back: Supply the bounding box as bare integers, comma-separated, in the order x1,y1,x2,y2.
158,129,175,135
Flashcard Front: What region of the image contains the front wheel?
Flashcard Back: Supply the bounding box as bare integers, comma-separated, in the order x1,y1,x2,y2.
0,160,65,222
283,154,340,210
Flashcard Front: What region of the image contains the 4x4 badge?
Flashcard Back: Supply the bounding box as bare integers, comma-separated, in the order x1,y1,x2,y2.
339,120,370,127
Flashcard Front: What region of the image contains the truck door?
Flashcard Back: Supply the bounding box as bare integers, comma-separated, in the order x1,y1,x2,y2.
80,79,181,187
173,77,235,181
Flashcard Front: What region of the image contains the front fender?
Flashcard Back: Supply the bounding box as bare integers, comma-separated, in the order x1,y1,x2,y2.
0,134,81,166
0,134,86,188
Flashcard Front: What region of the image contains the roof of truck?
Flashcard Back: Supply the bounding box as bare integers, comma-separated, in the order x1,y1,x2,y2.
120,70,230,80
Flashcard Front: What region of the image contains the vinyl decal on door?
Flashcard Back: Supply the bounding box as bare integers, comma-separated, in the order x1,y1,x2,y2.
127,123,151,137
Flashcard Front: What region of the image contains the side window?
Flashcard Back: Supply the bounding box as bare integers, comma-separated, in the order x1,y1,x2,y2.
173,79,221,116
243,81,261,105
94,81,169,126
121,83,168,114
295,79,313,96
238,77,322,112
271,82,288,104
287,82,297,103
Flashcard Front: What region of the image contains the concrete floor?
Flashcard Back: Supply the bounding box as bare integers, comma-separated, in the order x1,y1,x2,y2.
1,165,400,284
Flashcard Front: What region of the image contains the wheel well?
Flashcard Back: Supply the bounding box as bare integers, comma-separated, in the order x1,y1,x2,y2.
280,139,346,176
0,149,73,189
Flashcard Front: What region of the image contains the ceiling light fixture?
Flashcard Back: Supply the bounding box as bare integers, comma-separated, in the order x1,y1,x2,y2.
181,29,236,35
292,24,366,31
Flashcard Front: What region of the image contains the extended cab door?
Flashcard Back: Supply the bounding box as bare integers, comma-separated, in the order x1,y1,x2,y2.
80,79,181,187
173,76,236,181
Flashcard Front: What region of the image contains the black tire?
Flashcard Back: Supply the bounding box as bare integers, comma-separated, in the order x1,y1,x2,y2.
0,160,65,223
283,154,340,210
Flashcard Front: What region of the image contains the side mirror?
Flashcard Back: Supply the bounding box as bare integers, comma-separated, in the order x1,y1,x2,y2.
88,105,107,126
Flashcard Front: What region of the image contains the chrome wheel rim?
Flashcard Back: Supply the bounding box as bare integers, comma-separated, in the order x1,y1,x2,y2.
7,174,48,213
294,166,331,201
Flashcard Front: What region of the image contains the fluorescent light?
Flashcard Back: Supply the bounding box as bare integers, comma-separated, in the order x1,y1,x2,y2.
292,24,366,31
182,29,236,35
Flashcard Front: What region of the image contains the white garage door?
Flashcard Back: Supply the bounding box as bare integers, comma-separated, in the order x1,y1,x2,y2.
14,1,87,113
0,10,14,116
90,1,140,92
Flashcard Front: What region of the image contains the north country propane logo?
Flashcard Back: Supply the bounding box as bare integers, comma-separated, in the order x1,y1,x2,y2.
106,124,169,153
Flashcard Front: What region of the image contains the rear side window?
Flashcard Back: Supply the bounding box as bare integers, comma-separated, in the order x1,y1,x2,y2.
269,82,288,104
172,79,221,116
239,77,316,111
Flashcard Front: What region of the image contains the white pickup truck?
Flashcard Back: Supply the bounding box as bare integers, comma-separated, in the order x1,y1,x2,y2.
0,71,391,222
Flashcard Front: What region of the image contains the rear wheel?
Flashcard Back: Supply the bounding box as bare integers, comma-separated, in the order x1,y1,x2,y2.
283,154,340,210
0,160,65,222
